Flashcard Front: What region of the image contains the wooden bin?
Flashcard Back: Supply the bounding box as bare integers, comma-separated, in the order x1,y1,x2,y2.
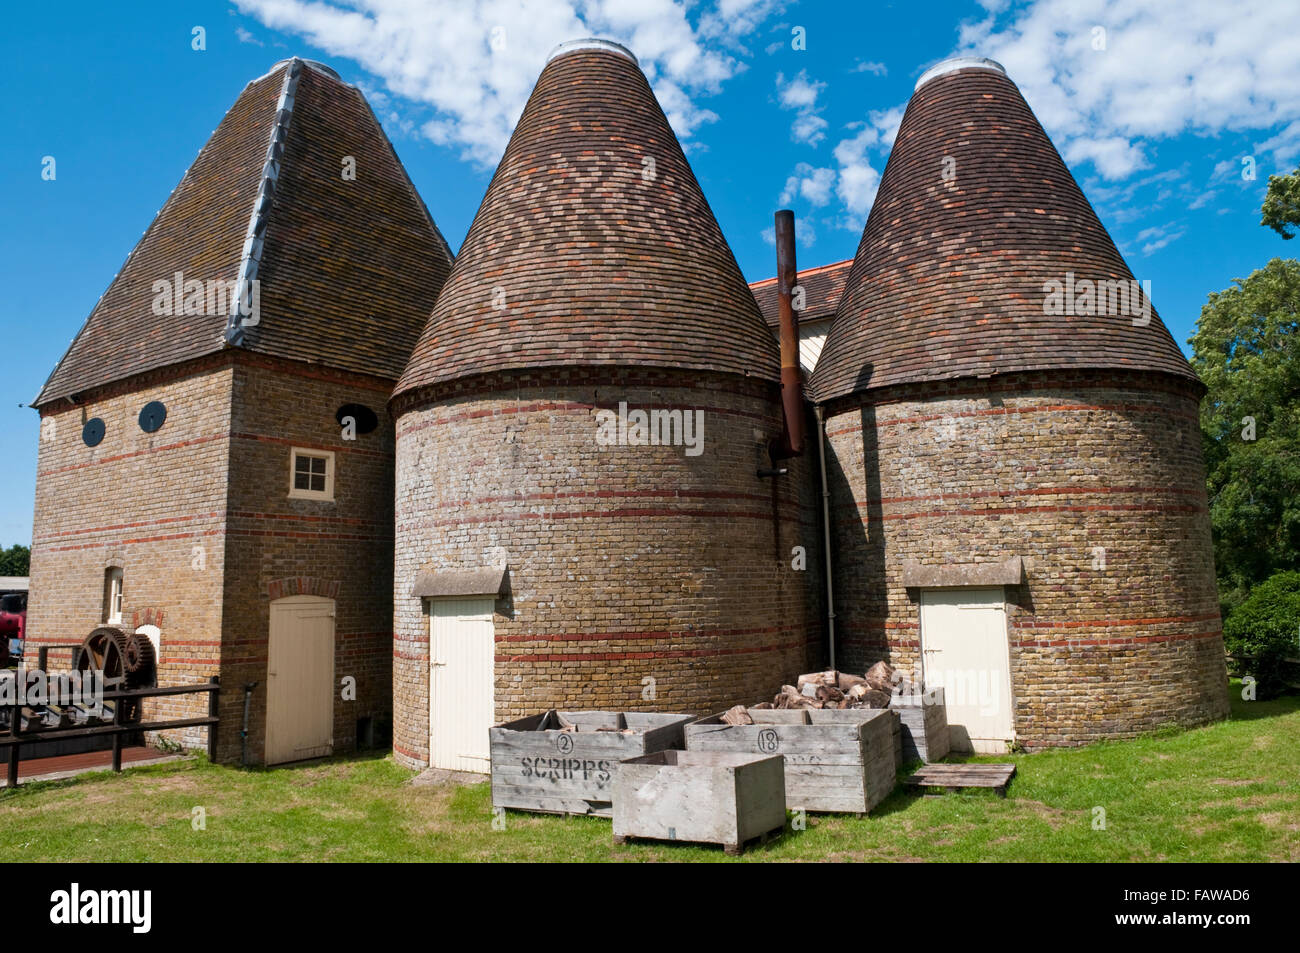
890,688,950,763
686,708,898,815
489,710,694,817
613,750,786,854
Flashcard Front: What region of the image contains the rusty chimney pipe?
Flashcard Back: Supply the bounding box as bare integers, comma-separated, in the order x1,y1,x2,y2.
774,209,804,458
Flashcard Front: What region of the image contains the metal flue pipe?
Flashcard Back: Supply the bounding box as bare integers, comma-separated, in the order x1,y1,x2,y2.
773,209,804,458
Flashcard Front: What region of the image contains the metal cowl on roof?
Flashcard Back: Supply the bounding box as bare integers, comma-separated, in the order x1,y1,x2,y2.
394,39,779,400
810,60,1199,404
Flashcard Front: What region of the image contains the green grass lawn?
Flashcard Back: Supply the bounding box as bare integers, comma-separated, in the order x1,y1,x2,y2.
3,684,1297,862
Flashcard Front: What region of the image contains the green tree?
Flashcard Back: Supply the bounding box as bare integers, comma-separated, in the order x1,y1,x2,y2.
1190,258,1300,608
1222,570,1300,698
1261,165,1300,240
0,545,29,577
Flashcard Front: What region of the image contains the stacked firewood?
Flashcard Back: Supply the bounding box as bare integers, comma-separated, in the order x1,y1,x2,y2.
719,662,911,724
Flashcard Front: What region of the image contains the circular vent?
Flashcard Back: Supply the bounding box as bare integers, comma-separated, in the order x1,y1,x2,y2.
138,401,167,433
82,418,106,447
336,403,378,434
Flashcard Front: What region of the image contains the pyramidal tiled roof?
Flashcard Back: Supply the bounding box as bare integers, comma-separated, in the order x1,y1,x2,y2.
394,39,778,399
750,258,852,329
810,58,1199,403
36,58,454,407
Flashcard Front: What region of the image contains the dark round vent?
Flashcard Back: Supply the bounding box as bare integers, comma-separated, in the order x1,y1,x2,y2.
336,403,379,434
82,418,106,447
138,400,167,433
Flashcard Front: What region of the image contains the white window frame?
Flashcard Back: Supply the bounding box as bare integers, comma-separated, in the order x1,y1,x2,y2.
288,448,335,501
104,567,124,625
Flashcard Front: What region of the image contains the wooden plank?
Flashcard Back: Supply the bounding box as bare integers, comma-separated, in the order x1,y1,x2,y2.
686,708,897,814
490,710,693,816
613,750,786,850
903,763,1016,794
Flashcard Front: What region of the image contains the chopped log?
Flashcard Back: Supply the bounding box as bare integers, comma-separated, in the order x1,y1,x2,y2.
800,682,819,698
722,705,754,726
837,672,867,690
752,702,774,710
862,689,892,709
815,685,844,704
865,661,896,693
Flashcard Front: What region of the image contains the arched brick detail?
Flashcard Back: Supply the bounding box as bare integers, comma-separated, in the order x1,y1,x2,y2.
131,607,166,628
266,577,341,601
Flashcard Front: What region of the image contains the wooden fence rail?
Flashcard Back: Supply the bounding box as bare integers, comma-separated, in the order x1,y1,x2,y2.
0,676,219,789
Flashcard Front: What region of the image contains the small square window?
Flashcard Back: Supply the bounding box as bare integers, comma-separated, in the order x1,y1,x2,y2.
289,448,335,501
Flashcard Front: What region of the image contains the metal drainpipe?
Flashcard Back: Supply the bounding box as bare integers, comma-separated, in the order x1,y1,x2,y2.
815,403,836,669
240,682,257,766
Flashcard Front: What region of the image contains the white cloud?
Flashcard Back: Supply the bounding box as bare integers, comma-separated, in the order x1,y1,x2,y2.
850,60,886,75
775,68,828,146
1062,136,1148,180
826,109,900,227
775,69,821,109
953,0,1300,179
236,0,781,167
236,26,265,46
1136,222,1185,255
779,163,835,206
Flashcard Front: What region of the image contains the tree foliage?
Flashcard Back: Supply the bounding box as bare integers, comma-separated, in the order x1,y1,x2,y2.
1222,570,1300,699
0,545,29,578
1261,165,1300,240
1190,258,1300,607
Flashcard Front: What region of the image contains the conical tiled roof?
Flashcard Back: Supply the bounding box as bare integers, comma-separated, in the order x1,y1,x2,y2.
810,58,1198,403
394,39,777,399
36,58,453,406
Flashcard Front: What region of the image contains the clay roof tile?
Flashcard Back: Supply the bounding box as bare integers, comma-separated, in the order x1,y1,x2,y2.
35,58,453,406
809,58,1199,402
394,39,778,398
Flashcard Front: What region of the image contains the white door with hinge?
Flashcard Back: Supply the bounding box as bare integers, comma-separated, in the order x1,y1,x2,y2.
919,588,1014,754
266,595,335,765
429,597,495,773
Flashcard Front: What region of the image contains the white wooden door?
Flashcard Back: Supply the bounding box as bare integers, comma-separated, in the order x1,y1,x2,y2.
266,595,335,765
429,598,495,773
919,588,1014,754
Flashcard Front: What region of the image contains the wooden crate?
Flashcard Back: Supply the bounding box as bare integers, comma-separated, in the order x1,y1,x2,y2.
489,710,694,817
685,708,898,815
612,749,786,854
890,688,950,763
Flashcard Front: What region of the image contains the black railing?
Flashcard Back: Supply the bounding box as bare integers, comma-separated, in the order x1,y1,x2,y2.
0,676,219,788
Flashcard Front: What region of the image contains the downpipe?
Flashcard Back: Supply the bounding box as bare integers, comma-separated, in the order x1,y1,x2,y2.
241,682,258,766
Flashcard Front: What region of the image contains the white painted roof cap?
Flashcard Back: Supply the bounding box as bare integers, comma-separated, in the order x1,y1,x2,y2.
547,38,638,65
914,56,1007,91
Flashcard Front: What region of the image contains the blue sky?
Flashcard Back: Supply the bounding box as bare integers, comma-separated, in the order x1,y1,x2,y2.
3,0,1298,547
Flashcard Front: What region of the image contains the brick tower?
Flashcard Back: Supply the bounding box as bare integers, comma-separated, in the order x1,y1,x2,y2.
28,58,454,763
391,39,822,771
809,57,1229,750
